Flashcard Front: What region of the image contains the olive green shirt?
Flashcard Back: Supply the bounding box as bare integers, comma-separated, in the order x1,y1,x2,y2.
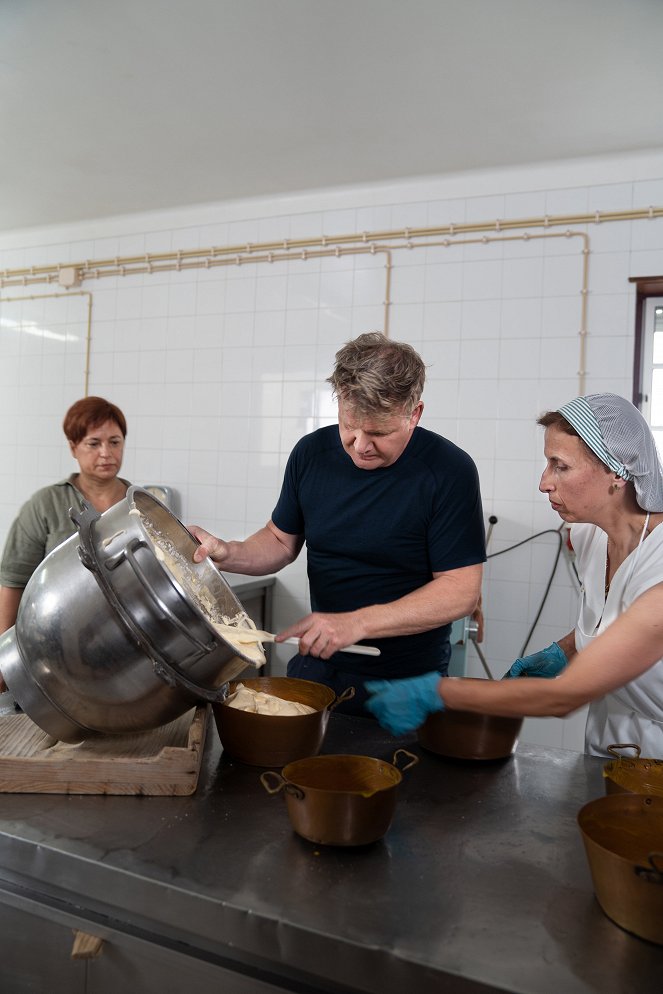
0,476,130,588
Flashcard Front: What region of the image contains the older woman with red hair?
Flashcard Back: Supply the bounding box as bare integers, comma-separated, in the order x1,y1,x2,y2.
0,397,130,686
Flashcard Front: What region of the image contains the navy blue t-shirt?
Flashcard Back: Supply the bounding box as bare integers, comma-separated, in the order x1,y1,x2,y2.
272,425,485,678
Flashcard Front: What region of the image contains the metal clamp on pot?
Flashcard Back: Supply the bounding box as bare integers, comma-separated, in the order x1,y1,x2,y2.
72,499,226,704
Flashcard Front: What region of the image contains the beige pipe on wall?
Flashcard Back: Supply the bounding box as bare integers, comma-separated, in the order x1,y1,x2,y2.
0,290,93,393
0,229,589,395
0,203,657,289
0,200,636,396
388,230,590,393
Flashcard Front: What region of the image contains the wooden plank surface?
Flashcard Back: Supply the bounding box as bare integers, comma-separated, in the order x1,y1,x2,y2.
0,705,209,795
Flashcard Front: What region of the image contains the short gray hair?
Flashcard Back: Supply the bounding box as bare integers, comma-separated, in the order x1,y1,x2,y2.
327,332,426,416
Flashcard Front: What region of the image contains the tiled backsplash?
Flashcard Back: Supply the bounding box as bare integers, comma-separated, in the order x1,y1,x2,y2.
2,150,663,751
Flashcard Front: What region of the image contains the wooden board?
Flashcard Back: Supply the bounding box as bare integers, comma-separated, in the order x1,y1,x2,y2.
0,705,209,795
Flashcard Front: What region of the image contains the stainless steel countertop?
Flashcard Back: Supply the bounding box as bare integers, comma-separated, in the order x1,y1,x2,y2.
0,703,660,993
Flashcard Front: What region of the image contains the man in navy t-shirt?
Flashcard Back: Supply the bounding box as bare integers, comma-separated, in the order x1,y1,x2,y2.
191,332,486,716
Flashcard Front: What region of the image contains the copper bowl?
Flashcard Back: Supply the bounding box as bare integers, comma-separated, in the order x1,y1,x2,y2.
260,750,418,846
603,743,663,797
417,708,523,760
578,793,663,945
213,677,353,767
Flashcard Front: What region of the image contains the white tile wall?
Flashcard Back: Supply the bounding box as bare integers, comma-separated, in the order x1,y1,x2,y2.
1,150,663,750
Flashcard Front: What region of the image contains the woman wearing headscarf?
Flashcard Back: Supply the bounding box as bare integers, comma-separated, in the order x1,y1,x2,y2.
365,393,663,757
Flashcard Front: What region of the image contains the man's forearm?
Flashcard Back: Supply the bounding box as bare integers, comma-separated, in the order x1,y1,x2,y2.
353,566,482,640
220,524,301,576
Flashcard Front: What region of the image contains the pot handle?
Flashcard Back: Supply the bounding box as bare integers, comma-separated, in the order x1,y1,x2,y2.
634,852,663,885
391,749,419,773
329,686,356,711
607,742,641,760
118,540,215,654
149,658,227,703
260,771,305,800
260,770,286,794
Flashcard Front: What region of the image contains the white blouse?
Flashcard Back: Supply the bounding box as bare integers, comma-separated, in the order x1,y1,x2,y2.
571,521,663,757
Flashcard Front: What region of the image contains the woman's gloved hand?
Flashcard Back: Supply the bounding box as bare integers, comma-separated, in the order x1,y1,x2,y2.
503,641,567,679
365,671,444,736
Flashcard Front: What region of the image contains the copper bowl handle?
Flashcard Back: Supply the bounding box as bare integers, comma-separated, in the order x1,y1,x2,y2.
607,742,642,759
392,749,419,773
634,852,663,885
259,770,305,800
329,686,356,711
260,770,286,795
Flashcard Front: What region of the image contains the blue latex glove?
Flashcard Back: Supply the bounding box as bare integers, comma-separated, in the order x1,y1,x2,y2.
365,671,444,736
504,641,567,680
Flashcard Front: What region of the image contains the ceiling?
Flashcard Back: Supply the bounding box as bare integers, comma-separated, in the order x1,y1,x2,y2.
2,0,663,232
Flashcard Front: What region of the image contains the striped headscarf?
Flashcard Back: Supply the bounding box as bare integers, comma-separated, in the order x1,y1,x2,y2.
558,393,663,511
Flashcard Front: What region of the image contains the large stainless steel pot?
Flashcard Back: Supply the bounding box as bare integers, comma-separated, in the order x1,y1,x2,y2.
0,487,262,742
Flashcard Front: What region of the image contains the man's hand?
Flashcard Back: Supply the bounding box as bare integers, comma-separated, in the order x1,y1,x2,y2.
276,611,366,659
471,601,484,643
188,525,229,565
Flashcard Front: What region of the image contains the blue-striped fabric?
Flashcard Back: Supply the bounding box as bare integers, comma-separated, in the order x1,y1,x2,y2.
558,396,633,480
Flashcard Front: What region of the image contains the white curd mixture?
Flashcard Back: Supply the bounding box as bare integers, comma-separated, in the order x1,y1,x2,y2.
225,683,315,716
138,510,266,665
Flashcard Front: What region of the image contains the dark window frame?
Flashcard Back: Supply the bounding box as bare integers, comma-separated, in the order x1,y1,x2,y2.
629,275,663,408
